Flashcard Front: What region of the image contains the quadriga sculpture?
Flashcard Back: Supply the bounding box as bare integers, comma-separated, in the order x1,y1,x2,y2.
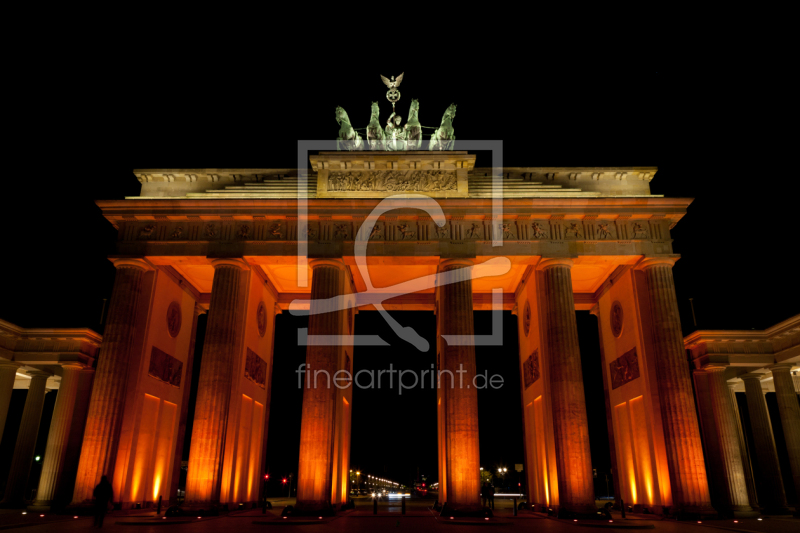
429,103,456,151
366,102,385,150
405,99,423,150
336,106,363,151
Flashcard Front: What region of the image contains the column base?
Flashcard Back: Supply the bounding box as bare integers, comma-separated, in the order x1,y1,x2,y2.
26,501,55,513
732,509,762,519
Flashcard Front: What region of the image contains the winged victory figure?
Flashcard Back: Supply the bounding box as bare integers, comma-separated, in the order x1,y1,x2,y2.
380,72,404,89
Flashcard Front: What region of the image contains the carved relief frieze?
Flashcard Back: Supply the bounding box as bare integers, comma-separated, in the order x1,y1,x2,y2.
465,222,483,240
148,346,182,387
609,347,639,390
610,301,624,337
596,222,616,239
500,222,516,240
268,222,283,239
326,169,457,193
523,301,531,337
237,224,251,239
531,221,549,239
523,349,540,389
204,223,218,239
256,301,267,337
169,226,184,240
563,222,583,239
139,224,156,240
396,223,417,240
300,222,319,241
435,222,450,239
631,221,649,239
166,301,182,338
369,223,384,240
332,223,350,240
244,348,267,388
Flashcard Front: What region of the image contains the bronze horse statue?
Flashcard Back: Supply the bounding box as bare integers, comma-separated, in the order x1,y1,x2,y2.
429,103,456,151
405,99,422,150
336,106,363,151
366,102,385,150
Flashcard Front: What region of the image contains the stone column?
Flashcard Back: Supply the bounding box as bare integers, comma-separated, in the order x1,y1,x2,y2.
539,259,595,515
639,258,712,513
0,362,18,446
185,260,247,507
70,258,150,506
728,381,759,511
29,364,84,510
1,370,50,506
741,373,788,513
437,258,481,511
704,367,754,516
770,364,800,505
296,259,345,512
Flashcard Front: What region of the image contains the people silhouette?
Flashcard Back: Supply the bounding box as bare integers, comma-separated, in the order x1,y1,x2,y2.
93,476,113,528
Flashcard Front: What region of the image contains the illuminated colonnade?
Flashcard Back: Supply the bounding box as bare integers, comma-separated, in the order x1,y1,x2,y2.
0,321,99,509
1,154,773,518
687,316,800,516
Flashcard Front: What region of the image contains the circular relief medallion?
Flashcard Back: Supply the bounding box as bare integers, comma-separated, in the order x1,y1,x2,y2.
523,301,531,337
166,301,182,338
610,301,624,338
256,301,267,337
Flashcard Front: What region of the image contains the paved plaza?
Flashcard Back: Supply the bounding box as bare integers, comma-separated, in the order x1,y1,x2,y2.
1,509,797,533
2,498,798,533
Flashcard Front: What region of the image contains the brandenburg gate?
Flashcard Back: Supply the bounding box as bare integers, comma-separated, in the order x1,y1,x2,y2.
1,146,798,518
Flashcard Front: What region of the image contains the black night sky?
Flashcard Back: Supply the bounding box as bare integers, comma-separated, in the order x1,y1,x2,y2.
0,46,796,498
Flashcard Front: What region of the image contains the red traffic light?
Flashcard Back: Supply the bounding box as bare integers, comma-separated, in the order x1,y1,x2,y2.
264,474,269,480
282,478,287,484
422,483,425,487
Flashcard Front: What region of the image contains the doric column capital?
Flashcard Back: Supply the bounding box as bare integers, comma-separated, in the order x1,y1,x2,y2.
26,369,51,380
635,257,678,270
210,258,250,270
740,373,766,383
110,257,152,271
0,360,20,370
769,363,794,374
309,258,346,271
193,302,206,317
438,257,474,271
704,365,727,374
536,258,573,271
